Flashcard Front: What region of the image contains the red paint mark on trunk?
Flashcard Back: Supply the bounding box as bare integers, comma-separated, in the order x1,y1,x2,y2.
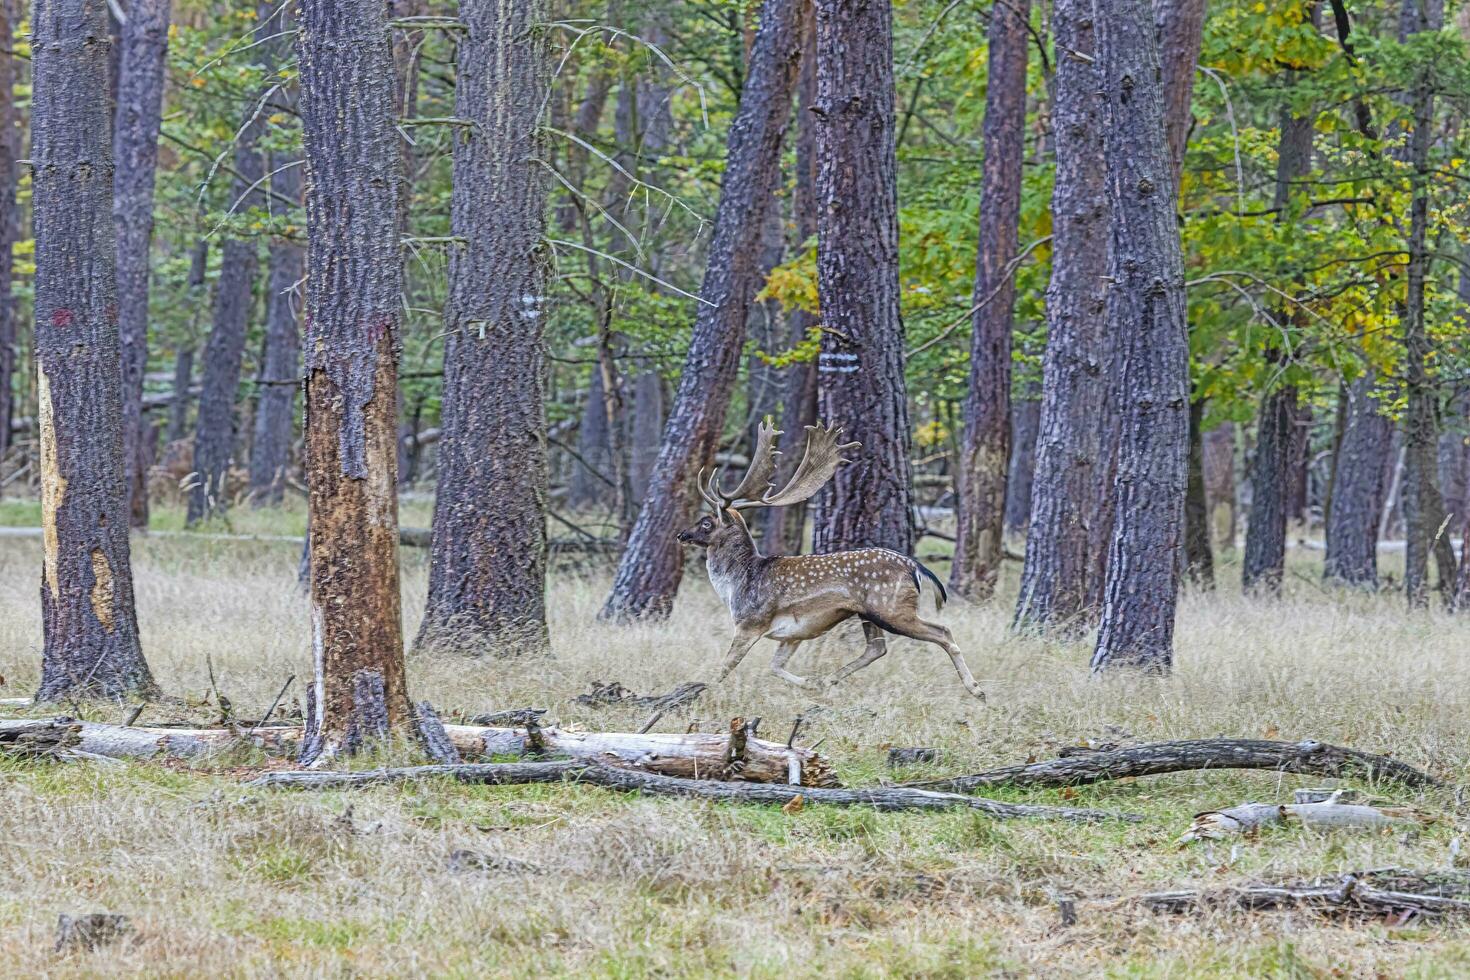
50,308,73,328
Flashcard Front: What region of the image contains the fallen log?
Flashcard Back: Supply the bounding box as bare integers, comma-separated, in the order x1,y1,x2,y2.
0,718,81,758
1177,795,1433,844
3,716,837,786
906,739,1441,793
1142,872,1470,917
245,760,1138,821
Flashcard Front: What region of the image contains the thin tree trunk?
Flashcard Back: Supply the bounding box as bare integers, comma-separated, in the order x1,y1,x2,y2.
1004,395,1040,534
0,0,17,486
296,0,409,761
165,241,207,445
1286,399,1311,524
1398,0,1452,607
247,158,303,505
1089,0,1190,674
246,6,301,507
950,0,1029,600
418,0,552,655
568,367,614,509
112,0,170,529
1015,0,1108,632
188,30,267,524
600,0,804,621
1242,98,1314,594
1182,398,1214,586
31,0,156,701
809,0,913,555
761,0,819,557
629,370,664,501
1323,372,1390,586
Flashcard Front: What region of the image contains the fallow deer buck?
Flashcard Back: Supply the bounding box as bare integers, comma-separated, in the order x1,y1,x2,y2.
677,421,985,699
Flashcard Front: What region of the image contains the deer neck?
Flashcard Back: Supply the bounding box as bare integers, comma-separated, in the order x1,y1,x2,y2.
705,522,761,608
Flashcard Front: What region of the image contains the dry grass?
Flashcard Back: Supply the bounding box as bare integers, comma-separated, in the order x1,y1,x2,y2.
3,498,1470,977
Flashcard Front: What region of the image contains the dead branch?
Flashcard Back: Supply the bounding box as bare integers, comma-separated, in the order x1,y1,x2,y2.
905,739,1441,793
0,717,81,758
244,760,1139,821
1178,794,1433,843
1141,871,1470,918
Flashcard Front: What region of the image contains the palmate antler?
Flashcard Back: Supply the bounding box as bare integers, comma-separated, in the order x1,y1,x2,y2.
698,420,859,521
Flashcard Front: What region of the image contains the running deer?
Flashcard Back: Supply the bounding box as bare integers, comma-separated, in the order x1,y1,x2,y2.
677,421,985,699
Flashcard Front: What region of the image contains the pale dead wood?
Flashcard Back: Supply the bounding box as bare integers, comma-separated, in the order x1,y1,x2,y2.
1141,871,1470,917
244,760,1139,821
905,739,1442,793
1177,795,1433,844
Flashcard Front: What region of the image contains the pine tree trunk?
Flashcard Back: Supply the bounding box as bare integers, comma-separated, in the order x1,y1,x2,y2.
247,153,302,505
1398,0,1452,607
0,0,17,484
809,0,913,555
1286,400,1311,524
188,45,267,524
166,345,194,444
31,0,156,702
1004,396,1040,533
568,368,615,509
1241,102,1314,594
1015,0,1108,632
600,0,804,621
761,0,819,557
296,0,409,762
112,0,169,529
1182,398,1214,586
1089,0,1190,674
629,370,664,501
950,0,1029,599
1323,373,1390,586
418,0,551,654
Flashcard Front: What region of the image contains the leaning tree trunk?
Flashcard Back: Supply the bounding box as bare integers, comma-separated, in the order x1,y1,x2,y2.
31,0,156,701
761,0,819,557
809,0,914,555
246,6,301,507
1398,0,1452,607
112,0,170,529
950,0,1029,600
1242,100,1314,595
1015,0,1108,632
0,0,17,484
418,0,551,655
1324,372,1391,587
296,0,409,762
600,0,805,621
1089,0,1190,674
247,153,302,505
188,71,265,524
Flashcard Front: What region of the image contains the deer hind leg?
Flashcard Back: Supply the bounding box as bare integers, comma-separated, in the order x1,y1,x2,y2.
824,620,890,688
770,641,814,688
884,601,986,700
717,625,765,682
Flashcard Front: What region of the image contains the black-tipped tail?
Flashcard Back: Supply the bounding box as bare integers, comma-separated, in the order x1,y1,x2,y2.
913,561,948,611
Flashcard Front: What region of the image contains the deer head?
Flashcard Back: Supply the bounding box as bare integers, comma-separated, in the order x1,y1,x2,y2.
676,420,860,548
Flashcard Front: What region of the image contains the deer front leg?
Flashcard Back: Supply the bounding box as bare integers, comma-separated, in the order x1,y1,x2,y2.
717,624,765,682
770,640,815,688
824,621,889,688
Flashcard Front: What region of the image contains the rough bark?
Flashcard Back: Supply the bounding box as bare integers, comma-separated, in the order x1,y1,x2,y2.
296,0,409,761
905,738,1440,793
247,11,302,507
188,47,267,524
1003,396,1040,533
1242,100,1314,594
761,0,820,556
1398,0,1452,607
31,0,156,701
418,0,552,654
950,0,1030,600
809,0,913,555
1015,0,1108,632
1324,373,1390,586
600,0,805,621
112,0,170,529
1089,0,1190,673
0,0,17,483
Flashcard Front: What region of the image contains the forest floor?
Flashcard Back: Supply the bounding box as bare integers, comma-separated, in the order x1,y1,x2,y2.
2,498,1470,977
